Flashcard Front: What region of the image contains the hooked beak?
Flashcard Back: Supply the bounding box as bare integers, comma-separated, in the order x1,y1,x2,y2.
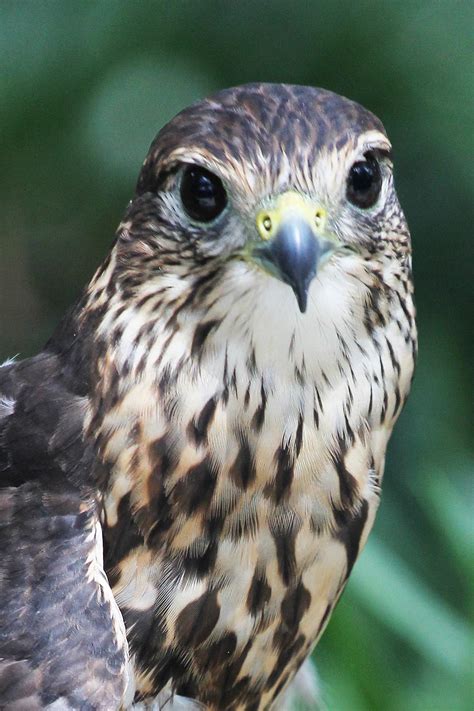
251,192,335,313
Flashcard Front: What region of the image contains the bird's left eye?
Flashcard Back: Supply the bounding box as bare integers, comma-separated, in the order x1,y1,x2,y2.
346,154,382,209
180,165,227,222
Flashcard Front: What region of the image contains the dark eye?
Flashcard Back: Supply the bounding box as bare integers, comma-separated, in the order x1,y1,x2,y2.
346,154,382,209
180,165,227,222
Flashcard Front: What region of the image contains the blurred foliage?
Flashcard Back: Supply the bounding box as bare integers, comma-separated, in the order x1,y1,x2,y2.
0,2,472,710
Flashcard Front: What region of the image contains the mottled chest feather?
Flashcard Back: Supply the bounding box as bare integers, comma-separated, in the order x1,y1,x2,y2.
87,251,415,709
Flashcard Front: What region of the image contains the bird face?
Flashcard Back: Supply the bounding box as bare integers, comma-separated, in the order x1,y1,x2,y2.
113,84,409,329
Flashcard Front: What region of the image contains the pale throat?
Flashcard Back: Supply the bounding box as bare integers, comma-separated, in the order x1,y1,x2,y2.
95,253,381,435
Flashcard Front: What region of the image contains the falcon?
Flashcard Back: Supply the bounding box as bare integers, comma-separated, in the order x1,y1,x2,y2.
0,83,417,710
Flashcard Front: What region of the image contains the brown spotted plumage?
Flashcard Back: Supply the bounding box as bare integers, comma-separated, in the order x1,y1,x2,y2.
0,83,416,710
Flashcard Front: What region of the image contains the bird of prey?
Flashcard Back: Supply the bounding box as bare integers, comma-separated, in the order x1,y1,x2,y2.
0,83,416,710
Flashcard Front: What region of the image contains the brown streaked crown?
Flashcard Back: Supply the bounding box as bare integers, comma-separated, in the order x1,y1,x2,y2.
136,83,386,195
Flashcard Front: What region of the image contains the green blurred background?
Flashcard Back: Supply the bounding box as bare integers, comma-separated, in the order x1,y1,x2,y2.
1,2,472,709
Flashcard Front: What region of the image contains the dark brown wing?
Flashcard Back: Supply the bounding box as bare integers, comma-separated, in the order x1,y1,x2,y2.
0,355,129,710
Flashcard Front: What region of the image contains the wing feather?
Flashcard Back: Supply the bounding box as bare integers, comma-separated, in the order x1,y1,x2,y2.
0,355,131,709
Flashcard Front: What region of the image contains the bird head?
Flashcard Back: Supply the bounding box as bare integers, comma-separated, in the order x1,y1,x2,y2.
113,84,408,308
84,84,412,377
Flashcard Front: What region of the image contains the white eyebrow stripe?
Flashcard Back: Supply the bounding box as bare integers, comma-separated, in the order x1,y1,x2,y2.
356,130,392,157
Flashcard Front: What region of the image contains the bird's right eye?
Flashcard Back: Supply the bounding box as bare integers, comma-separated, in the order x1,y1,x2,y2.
180,165,227,222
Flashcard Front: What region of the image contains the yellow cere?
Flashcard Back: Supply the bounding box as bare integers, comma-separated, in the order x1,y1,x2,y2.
256,191,327,241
